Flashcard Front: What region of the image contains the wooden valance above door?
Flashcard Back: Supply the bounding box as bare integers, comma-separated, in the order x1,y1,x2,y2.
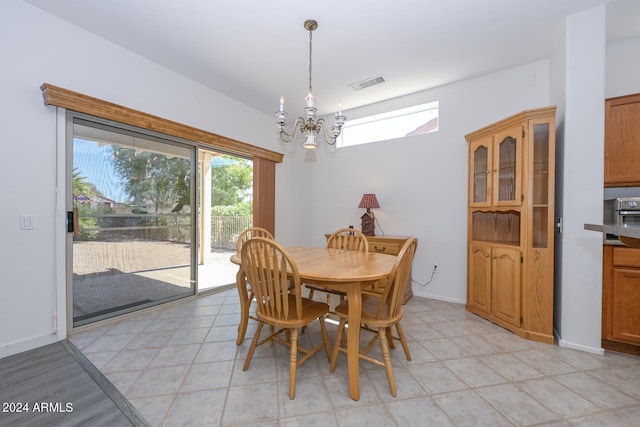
40,83,283,164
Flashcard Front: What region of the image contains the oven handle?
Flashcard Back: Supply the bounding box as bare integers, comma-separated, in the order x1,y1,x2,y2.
618,210,640,215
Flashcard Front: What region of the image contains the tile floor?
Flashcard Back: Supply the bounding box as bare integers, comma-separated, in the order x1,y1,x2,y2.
69,289,640,426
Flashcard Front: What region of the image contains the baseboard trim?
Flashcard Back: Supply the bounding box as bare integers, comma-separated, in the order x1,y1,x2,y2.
558,339,605,355
412,291,466,305
0,333,57,359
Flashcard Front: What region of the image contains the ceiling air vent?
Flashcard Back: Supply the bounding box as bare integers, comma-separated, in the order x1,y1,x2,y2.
349,75,387,91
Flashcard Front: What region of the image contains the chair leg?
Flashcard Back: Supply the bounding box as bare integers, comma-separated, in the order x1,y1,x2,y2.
301,289,314,334
330,318,346,372
289,328,299,400
243,322,264,371
378,327,397,397
386,326,396,349
396,323,412,361
318,316,331,363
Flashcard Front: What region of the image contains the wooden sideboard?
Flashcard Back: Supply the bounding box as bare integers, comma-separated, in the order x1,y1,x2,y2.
324,234,415,304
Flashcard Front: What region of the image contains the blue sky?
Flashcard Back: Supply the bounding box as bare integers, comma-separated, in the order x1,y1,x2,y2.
73,138,127,202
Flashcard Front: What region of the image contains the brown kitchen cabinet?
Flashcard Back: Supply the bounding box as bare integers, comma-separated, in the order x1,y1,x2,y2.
466,107,556,344
602,245,640,356
605,92,640,187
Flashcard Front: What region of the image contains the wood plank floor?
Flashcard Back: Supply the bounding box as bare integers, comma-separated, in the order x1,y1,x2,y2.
0,340,147,426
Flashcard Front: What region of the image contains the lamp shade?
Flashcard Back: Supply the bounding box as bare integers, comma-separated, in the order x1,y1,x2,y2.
358,193,380,209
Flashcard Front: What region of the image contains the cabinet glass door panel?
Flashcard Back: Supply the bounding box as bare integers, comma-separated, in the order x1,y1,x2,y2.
498,137,517,201
533,123,550,205
532,207,548,248
532,122,550,248
493,125,522,206
469,138,492,207
473,146,489,203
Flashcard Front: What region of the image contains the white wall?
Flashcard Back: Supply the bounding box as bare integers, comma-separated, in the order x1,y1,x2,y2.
275,61,551,304
556,6,606,354
606,36,640,98
0,0,278,357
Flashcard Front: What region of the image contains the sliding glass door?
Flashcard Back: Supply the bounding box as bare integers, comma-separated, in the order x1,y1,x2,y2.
197,150,253,292
69,118,197,327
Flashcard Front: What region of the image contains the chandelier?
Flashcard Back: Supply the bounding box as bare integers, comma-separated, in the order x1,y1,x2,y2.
275,19,347,150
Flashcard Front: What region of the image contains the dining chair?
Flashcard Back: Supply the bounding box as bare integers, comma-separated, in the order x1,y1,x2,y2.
306,227,369,308
234,227,277,345
329,237,418,397
236,226,274,255
241,237,331,399
236,227,275,322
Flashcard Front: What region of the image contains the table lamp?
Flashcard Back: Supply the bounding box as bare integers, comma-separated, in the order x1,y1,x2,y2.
358,193,380,236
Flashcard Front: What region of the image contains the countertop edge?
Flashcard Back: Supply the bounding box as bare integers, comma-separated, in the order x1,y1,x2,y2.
584,223,640,239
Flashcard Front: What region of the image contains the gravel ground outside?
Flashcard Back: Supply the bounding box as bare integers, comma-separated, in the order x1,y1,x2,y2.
72,240,235,323
73,240,192,275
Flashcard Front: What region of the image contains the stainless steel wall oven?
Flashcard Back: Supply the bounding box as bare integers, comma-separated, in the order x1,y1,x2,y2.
604,197,640,244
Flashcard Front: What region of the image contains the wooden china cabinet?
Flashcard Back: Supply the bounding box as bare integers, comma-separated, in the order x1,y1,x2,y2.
466,106,556,344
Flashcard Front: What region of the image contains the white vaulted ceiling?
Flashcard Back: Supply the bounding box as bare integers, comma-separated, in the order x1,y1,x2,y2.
24,0,640,117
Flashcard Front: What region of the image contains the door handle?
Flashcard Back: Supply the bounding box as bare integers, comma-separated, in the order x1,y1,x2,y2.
67,211,74,233
67,208,79,235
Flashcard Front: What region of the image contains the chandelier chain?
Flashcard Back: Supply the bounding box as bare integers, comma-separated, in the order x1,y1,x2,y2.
308,29,313,94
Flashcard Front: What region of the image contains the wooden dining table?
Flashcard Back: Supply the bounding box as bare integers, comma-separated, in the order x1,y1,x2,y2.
230,245,396,401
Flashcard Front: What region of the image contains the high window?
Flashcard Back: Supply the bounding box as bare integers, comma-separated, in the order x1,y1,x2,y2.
338,101,439,148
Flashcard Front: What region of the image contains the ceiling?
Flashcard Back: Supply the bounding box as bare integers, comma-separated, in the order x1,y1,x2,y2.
24,0,640,117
